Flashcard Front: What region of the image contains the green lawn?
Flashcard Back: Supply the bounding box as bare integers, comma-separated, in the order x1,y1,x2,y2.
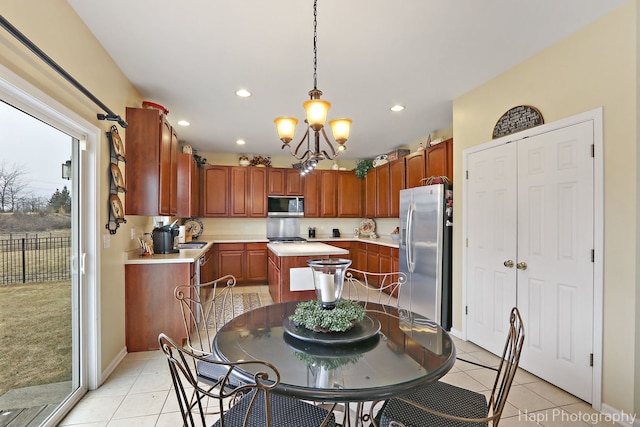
0,280,71,396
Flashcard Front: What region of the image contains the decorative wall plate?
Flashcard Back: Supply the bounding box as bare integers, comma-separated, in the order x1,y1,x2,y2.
109,194,125,221
109,128,125,161
359,218,376,235
110,163,126,191
184,217,203,239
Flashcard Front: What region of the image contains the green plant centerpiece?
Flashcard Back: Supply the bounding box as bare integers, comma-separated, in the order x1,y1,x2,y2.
289,299,365,333
354,159,373,179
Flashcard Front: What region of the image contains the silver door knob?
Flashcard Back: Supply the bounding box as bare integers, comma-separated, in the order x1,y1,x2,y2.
516,261,528,270
503,260,514,268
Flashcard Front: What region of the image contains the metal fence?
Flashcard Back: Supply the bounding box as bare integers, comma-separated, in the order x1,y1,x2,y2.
0,235,71,284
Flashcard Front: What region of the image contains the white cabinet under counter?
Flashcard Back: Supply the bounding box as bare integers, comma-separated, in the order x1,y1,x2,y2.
267,242,349,303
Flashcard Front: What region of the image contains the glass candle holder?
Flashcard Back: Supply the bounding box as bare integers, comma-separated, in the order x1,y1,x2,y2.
307,258,352,309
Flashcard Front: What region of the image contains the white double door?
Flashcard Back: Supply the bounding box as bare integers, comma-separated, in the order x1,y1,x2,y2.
465,121,594,402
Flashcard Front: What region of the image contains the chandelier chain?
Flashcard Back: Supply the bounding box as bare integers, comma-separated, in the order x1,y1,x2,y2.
312,0,318,91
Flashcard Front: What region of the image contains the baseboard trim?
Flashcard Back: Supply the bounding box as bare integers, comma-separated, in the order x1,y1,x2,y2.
600,403,638,427
97,347,127,389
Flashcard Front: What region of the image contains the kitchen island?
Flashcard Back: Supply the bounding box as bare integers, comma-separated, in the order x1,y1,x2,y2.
267,242,349,303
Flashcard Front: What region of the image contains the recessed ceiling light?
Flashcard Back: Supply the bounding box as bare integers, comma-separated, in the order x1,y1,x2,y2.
236,89,252,98
236,139,246,145
390,105,405,112
177,120,190,126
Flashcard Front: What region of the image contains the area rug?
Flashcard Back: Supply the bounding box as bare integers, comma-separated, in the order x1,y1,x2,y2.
208,292,262,329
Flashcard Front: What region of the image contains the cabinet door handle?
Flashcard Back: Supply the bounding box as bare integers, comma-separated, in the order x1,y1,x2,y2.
504,260,514,268
516,261,528,270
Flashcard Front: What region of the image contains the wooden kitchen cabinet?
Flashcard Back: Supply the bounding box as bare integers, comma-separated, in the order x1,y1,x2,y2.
319,170,337,217
230,167,267,217
425,138,453,182
199,244,216,283
303,170,320,217
125,262,193,351
268,168,303,195
176,152,200,218
405,150,426,189
364,169,377,218
364,159,404,218
125,107,179,216
201,165,230,217
303,169,337,217
303,169,357,218
215,242,267,284
246,243,268,282
389,159,405,217
337,171,362,217
376,164,390,218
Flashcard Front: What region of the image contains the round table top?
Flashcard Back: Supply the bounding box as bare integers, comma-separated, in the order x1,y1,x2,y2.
213,300,456,402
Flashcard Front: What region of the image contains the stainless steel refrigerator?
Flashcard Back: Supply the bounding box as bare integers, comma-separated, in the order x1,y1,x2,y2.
399,184,453,331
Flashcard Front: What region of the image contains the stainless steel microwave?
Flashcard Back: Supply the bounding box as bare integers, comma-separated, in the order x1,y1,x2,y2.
267,196,304,217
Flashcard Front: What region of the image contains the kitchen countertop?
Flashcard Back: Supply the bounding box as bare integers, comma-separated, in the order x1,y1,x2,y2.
124,234,396,265
267,242,349,257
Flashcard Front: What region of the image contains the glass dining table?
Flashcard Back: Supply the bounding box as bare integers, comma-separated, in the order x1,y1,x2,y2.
213,300,456,426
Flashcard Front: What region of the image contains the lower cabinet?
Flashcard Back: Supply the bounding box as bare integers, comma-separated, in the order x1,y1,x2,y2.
124,262,194,351
353,242,399,293
214,242,267,284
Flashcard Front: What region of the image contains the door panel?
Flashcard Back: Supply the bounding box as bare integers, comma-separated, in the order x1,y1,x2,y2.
516,121,594,402
466,120,594,403
466,143,518,356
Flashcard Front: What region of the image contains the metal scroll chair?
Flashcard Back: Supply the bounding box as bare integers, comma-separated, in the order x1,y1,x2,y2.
174,275,241,398
343,268,407,309
175,274,238,355
374,307,525,427
159,333,337,427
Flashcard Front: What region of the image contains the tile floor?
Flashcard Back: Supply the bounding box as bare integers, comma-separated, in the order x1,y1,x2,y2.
60,286,618,426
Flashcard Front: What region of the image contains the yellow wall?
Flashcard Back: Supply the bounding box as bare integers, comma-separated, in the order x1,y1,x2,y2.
0,0,146,373
452,1,637,414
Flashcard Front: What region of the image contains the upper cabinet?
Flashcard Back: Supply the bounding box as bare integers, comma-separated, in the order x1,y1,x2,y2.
201,165,230,217
337,171,361,218
268,168,303,196
202,166,267,218
424,138,453,180
125,107,179,216
404,151,426,189
302,169,360,218
405,138,453,188
176,153,200,218
364,158,404,218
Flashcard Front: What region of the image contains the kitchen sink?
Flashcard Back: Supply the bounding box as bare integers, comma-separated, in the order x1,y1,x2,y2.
176,241,208,249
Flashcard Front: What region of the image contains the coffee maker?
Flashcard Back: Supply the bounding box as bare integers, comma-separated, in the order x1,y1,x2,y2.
152,222,179,254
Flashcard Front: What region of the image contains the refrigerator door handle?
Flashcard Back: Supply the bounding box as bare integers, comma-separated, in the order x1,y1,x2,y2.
406,202,415,272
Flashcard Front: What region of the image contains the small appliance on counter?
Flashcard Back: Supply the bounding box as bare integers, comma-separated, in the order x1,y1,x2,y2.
151,220,180,254
332,228,340,237
308,227,316,238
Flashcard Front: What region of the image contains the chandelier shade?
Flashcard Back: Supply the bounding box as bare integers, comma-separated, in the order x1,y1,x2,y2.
274,0,351,170
274,117,298,144
303,98,331,130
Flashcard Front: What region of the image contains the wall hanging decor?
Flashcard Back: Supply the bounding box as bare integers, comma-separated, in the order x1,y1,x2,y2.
106,125,127,234
492,105,544,139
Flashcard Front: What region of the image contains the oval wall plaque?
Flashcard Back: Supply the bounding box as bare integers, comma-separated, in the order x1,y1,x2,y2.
492,105,544,139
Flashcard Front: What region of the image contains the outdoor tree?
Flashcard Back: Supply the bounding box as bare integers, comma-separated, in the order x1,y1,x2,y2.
0,161,29,212
48,186,71,213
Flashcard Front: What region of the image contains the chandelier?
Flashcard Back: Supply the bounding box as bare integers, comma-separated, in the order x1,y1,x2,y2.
274,0,352,174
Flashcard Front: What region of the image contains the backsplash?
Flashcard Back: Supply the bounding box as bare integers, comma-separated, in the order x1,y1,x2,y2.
198,217,400,238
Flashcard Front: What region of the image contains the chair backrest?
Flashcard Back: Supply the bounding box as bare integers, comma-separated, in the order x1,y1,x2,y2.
488,306,525,425
343,268,407,308
159,333,280,427
174,274,237,356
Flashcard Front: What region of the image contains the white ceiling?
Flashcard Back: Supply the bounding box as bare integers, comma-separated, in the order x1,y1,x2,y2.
68,0,626,161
